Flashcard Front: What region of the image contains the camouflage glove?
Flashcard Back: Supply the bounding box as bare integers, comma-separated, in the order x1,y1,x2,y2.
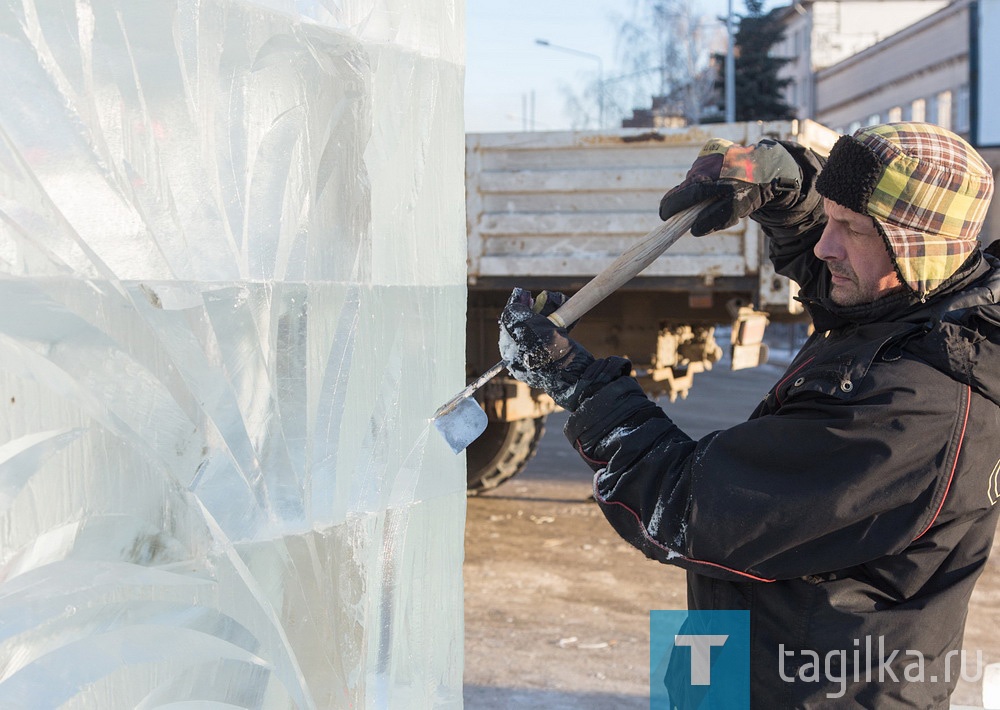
659,137,803,236
498,288,598,412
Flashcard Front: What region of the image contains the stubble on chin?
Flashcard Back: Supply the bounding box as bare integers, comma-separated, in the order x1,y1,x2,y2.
830,284,863,307
827,266,860,306
829,273,888,307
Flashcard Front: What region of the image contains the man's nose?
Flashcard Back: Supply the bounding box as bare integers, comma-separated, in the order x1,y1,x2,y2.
813,223,841,262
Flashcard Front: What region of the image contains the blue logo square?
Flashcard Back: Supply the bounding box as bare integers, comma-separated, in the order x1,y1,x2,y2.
650,610,750,709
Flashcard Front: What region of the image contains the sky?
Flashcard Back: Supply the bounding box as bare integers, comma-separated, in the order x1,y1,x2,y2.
464,0,773,133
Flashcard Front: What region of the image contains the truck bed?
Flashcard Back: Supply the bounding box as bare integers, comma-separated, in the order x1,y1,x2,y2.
465,120,839,314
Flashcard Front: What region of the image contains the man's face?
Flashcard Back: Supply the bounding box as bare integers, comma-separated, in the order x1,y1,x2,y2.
814,199,904,306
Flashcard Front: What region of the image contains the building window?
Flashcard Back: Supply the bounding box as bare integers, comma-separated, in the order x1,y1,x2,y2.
849,121,862,134
866,113,880,126
936,91,952,130
911,98,926,122
888,106,902,122
957,85,970,133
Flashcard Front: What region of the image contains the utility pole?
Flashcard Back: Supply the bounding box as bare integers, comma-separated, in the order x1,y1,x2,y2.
725,0,736,122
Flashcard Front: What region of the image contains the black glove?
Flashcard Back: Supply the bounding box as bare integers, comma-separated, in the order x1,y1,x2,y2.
659,137,803,236
498,288,603,412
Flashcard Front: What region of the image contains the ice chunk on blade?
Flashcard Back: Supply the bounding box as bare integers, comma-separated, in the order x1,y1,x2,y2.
434,395,489,454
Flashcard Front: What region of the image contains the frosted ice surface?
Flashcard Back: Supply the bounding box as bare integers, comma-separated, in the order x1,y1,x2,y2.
0,0,466,707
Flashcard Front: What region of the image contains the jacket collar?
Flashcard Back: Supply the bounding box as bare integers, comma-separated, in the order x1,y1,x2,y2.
801,251,988,332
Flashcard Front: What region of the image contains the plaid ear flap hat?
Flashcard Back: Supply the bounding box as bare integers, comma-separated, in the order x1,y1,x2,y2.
815,122,995,299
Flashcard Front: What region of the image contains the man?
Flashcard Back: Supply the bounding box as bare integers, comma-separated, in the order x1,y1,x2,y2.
498,122,998,707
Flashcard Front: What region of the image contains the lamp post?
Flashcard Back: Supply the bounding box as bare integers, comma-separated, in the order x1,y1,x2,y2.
725,0,736,123
535,38,605,128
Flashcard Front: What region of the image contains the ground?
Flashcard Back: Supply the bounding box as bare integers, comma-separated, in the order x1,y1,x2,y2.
463,445,676,709
462,361,1000,709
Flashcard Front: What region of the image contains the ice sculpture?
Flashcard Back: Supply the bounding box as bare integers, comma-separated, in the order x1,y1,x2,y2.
0,1,466,707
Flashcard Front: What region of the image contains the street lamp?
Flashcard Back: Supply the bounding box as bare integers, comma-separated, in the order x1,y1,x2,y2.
535,38,605,128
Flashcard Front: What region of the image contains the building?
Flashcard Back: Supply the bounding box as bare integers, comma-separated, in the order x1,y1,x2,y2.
776,0,999,242
774,0,948,120
813,0,970,133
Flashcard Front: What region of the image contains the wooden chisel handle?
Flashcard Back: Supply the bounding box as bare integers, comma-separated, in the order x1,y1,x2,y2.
435,202,704,421
546,202,703,328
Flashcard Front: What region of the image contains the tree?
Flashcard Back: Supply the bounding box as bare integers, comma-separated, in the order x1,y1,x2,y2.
619,0,724,125
722,0,795,121
563,0,724,128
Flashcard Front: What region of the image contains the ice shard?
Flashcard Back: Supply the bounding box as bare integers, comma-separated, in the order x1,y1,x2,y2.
0,1,466,707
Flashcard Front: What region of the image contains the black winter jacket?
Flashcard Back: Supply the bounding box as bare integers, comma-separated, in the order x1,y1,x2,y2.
565,172,1000,707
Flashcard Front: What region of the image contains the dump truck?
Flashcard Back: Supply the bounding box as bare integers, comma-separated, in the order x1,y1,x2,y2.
464,120,840,493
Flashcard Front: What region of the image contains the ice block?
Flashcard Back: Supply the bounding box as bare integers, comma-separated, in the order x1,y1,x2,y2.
0,0,466,707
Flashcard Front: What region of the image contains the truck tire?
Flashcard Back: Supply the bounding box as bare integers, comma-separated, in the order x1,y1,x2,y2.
466,415,547,494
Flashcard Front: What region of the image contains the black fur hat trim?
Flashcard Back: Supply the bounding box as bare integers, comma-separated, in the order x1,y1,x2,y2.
815,135,883,214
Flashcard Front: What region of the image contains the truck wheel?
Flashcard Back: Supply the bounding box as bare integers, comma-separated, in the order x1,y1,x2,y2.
466,415,547,494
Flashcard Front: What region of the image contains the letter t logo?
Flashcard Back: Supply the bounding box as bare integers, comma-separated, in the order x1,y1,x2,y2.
674,635,729,685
